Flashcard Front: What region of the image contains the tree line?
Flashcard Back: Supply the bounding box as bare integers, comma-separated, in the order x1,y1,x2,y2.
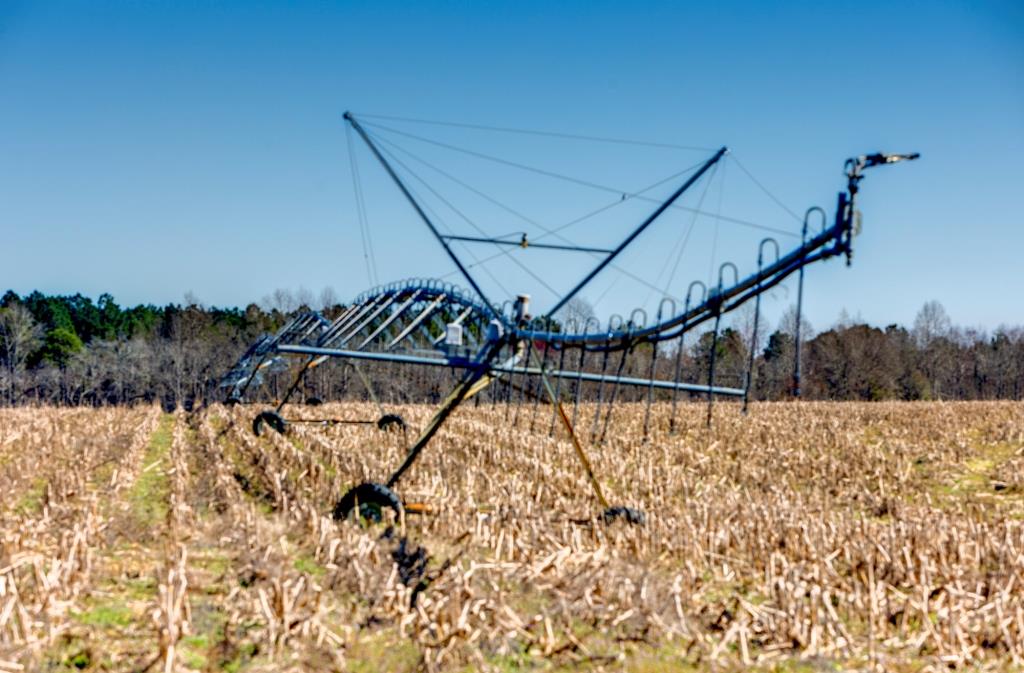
0,289,1021,409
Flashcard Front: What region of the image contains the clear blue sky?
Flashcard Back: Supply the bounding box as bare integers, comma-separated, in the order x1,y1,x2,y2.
2,1,1022,333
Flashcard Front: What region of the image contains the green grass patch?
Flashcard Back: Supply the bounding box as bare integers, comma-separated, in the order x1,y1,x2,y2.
348,636,421,673
127,413,174,528
179,598,232,670
66,650,91,670
921,440,1024,511
13,477,47,515
293,554,326,577
194,551,232,578
72,603,133,628
183,634,210,649
181,634,209,670
117,575,158,600
221,642,258,672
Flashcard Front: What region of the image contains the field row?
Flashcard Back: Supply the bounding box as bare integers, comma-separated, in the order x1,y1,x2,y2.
1,401,1023,671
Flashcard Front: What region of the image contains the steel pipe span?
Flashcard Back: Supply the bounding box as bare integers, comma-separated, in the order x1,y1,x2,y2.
276,343,746,397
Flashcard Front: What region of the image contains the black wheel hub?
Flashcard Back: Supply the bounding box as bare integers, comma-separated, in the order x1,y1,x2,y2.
602,506,646,525
252,410,288,437
376,414,407,432
333,482,403,523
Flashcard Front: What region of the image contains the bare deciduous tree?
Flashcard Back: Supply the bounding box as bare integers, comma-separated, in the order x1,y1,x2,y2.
729,302,766,358
0,303,43,404
183,290,203,308
319,286,339,312
295,286,314,310
779,304,815,340
557,297,597,330
913,300,952,348
261,288,296,314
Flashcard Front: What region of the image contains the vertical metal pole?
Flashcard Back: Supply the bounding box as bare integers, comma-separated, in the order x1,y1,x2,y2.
792,220,808,398
742,293,762,415
705,309,722,429
513,337,534,427
571,345,586,430
503,343,515,419
549,341,568,436
669,283,703,434
590,341,612,442
668,331,686,434
642,340,658,440
742,265,764,415
572,317,597,430
490,347,499,409
643,304,667,440
530,339,551,432
599,341,633,444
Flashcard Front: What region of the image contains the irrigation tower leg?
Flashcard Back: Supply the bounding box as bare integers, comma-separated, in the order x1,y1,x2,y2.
706,310,723,429
536,366,610,510
385,346,501,488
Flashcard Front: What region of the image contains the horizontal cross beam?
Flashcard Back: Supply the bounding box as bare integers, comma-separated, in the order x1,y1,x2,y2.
275,343,745,397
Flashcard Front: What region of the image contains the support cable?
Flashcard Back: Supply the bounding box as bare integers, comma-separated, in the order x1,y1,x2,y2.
417,202,515,302
354,112,715,152
390,165,515,302
708,159,727,286
407,157,785,303
346,125,379,286
645,161,720,308
375,131,695,301
373,132,647,253
593,275,622,308
363,121,796,238
546,146,728,319
730,154,802,224
446,186,711,298
372,136,556,299
345,112,500,321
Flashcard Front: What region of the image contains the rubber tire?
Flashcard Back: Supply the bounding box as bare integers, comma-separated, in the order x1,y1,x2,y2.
333,482,403,523
602,506,646,525
377,414,406,432
305,396,323,407
252,410,287,437
225,396,242,407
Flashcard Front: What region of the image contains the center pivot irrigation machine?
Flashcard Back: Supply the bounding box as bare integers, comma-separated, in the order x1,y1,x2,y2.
221,112,918,524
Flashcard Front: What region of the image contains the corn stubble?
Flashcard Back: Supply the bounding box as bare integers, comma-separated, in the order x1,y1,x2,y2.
1,400,1023,671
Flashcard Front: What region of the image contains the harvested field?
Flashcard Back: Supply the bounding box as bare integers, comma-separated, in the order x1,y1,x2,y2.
2,401,1024,671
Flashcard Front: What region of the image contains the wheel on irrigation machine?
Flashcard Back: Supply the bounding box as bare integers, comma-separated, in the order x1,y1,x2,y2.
252,410,288,437
305,396,323,406
376,414,406,433
333,482,403,523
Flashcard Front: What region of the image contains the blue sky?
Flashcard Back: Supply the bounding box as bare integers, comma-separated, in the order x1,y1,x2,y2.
1,1,1022,333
